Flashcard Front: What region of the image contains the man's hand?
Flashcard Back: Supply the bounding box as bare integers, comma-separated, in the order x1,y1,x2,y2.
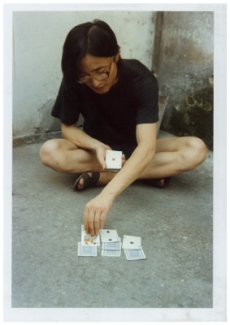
61,123,111,171
94,144,111,170
84,194,114,236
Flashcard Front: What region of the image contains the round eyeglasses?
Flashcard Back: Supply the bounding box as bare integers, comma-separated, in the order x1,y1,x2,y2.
77,70,110,84
77,58,114,84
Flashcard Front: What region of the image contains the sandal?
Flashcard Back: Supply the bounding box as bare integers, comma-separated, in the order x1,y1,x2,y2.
142,177,171,188
73,172,100,191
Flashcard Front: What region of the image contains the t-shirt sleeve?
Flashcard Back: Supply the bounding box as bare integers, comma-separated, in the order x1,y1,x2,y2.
51,78,81,125
134,77,159,124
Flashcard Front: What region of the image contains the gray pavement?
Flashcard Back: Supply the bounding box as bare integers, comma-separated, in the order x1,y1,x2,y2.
12,131,213,308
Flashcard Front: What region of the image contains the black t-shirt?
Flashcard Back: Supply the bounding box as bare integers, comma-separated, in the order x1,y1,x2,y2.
51,59,159,146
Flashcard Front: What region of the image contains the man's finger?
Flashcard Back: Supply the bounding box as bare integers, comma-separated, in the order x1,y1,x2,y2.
121,154,126,167
87,209,96,236
96,153,105,170
84,207,89,234
84,206,95,235
94,213,101,236
100,159,106,170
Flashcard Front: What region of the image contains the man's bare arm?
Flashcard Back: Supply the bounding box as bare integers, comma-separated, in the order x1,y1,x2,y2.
61,123,111,169
101,123,157,197
84,123,157,235
62,123,105,151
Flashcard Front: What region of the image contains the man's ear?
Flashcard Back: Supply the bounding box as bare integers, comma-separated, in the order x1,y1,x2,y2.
114,46,121,62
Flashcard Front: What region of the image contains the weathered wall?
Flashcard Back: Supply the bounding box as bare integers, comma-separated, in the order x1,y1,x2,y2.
152,11,214,149
13,11,156,144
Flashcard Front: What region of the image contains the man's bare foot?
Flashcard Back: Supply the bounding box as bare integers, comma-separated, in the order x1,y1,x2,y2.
156,178,165,187
78,172,93,190
73,172,101,191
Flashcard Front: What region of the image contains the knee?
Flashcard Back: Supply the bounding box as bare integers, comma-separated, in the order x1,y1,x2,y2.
39,140,65,168
180,137,208,171
39,140,54,166
191,137,208,164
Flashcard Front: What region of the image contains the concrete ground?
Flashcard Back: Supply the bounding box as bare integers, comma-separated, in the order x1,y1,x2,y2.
12,131,213,308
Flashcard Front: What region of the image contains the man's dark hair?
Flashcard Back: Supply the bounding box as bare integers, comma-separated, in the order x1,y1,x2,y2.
61,19,120,81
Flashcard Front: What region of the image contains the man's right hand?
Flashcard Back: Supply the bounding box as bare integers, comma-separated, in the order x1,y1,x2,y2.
61,123,111,170
94,144,112,170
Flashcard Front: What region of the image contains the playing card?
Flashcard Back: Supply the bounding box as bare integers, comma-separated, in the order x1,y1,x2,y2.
105,150,122,170
102,238,121,250
100,229,119,243
78,242,97,257
122,235,142,249
124,247,146,260
81,225,100,246
101,249,121,257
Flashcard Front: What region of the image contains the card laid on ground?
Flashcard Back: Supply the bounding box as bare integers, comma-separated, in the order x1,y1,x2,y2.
102,238,121,250
78,242,97,257
105,150,122,170
124,247,146,261
81,225,100,246
100,229,119,243
122,235,142,249
101,249,121,257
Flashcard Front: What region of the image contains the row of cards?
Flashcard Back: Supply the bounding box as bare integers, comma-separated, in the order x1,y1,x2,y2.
78,226,146,261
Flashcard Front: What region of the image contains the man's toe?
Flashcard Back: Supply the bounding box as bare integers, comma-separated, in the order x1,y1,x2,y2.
158,178,165,187
78,177,84,190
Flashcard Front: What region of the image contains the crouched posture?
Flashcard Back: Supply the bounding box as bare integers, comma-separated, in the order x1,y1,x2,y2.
39,20,207,236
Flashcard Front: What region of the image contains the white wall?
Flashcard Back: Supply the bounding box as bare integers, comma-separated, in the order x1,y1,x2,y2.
13,11,155,138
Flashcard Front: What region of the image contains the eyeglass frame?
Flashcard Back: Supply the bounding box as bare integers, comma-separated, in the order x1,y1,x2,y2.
77,57,115,84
